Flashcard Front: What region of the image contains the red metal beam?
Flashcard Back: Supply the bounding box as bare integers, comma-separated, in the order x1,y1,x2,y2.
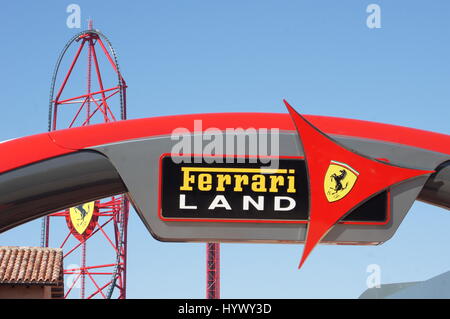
1,113,449,176
53,40,86,131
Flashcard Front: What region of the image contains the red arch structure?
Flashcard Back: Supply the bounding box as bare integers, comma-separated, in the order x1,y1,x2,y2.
0,109,448,297
1,112,448,172
0,110,448,222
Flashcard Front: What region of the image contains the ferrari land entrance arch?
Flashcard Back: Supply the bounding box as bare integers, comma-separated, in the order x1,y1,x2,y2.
0,101,448,269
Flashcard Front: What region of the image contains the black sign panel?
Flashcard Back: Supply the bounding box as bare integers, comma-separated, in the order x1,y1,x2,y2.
160,156,309,222
345,191,388,223
159,155,389,223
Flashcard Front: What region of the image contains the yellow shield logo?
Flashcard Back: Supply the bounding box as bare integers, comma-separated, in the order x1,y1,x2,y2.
324,161,359,202
69,202,96,235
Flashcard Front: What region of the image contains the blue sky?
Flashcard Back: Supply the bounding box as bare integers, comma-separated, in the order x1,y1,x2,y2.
0,1,449,298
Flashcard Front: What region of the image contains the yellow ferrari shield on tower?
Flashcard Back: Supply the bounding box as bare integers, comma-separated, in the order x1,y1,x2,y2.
324,161,359,202
69,201,96,235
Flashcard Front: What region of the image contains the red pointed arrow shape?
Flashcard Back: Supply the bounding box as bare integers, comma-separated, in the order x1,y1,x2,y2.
284,100,434,268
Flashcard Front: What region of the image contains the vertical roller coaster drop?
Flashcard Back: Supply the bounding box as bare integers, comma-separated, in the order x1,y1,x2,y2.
41,22,129,299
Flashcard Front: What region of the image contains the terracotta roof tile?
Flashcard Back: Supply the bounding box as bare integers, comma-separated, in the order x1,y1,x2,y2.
0,246,63,285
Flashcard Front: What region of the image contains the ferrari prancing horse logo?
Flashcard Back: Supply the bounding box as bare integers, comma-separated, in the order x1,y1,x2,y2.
69,201,96,235
324,161,359,202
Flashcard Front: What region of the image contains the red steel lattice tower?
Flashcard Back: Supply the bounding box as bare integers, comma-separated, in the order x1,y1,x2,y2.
41,21,129,299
